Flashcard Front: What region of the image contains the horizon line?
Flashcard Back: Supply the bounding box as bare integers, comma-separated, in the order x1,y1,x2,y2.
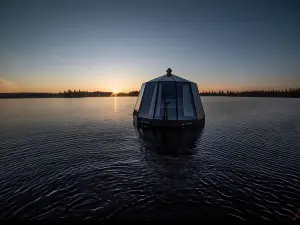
1,87,300,94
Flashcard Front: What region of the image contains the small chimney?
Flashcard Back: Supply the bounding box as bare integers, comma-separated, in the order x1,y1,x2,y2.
166,68,172,76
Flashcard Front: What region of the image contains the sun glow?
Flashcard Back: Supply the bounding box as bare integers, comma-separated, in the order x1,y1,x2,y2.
111,88,119,96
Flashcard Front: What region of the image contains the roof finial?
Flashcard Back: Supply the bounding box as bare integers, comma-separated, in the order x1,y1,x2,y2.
166,68,172,76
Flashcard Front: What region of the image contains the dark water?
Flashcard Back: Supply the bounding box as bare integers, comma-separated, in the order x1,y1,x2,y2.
0,97,300,220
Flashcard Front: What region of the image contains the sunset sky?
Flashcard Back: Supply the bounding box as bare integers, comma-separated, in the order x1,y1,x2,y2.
0,0,299,93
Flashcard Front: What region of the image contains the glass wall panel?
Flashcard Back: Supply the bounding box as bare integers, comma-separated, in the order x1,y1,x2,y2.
148,83,158,118
191,83,205,119
134,83,145,114
155,83,162,118
138,82,156,118
177,83,197,120
154,82,177,120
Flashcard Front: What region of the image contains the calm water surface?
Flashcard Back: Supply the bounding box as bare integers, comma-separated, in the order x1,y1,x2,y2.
0,97,300,220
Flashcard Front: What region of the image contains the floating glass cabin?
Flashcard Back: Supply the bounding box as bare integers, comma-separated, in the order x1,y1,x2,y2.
133,68,205,128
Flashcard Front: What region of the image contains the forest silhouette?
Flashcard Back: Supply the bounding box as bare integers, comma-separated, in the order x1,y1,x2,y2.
0,88,299,98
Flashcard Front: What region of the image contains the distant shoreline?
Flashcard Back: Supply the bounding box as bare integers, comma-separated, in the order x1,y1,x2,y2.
1,95,299,99
0,96,299,99
0,88,299,99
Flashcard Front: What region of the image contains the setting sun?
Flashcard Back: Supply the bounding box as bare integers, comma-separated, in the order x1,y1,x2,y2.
111,88,119,96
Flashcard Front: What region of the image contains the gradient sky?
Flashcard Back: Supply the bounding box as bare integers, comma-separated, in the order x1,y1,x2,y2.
0,0,299,93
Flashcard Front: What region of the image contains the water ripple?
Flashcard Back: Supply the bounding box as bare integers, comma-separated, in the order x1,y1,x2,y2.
0,97,299,220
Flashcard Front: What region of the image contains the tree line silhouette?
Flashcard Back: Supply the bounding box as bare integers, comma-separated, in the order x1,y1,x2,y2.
200,88,300,98
0,89,139,98
0,88,299,98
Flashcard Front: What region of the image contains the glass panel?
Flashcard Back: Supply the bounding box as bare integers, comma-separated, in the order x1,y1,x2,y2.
177,83,197,120
191,83,205,119
134,83,145,114
155,83,162,118
154,82,177,120
183,85,194,116
149,83,158,118
138,82,156,119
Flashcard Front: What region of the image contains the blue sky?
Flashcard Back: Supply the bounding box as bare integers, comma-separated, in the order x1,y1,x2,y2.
0,0,299,92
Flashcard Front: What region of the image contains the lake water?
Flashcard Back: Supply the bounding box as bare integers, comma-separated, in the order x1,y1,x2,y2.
0,97,300,220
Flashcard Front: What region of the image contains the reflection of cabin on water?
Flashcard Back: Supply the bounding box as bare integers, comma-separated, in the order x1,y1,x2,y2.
133,68,205,128
137,124,205,156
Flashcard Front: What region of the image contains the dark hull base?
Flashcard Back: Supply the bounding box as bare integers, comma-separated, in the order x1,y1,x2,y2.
133,115,205,129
